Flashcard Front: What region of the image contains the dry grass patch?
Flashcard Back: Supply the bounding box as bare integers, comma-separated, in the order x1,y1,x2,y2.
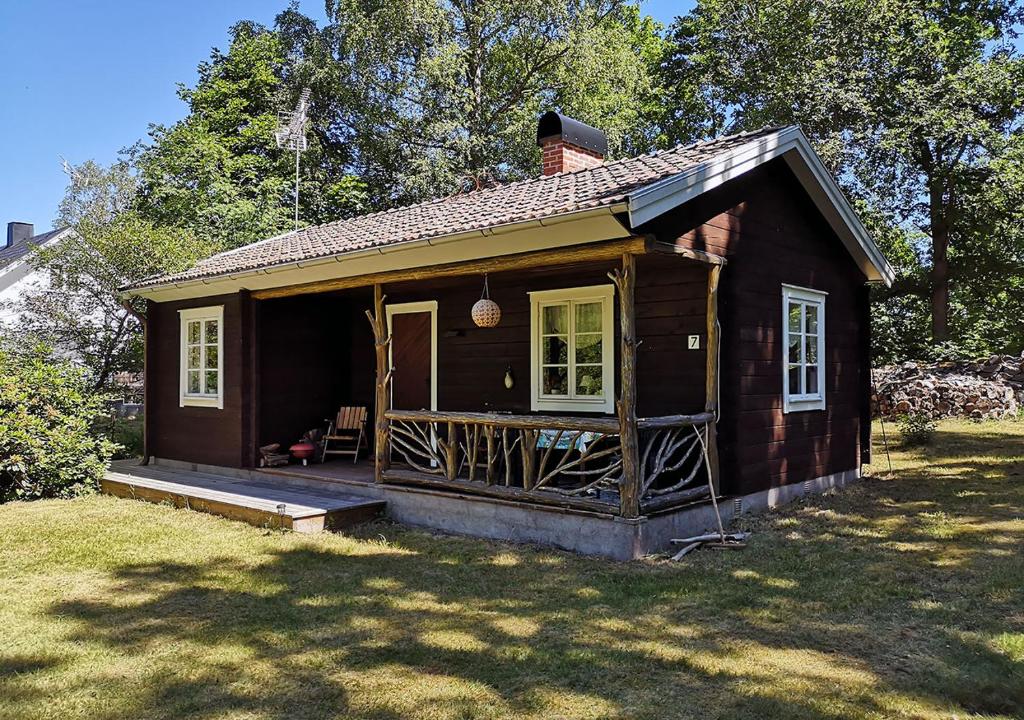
0,419,1021,719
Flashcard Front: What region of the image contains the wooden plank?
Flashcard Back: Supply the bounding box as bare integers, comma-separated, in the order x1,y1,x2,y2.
382,468,618,514
636,412,715,429
646,238,727,266
385,409,621,433
102,470,384,518
142,299,155,463
611,253,641,518
367,284,390,483
251,238,647,300
705,264,722,494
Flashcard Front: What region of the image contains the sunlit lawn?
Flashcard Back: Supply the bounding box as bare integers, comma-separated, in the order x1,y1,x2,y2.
1,419,1022,719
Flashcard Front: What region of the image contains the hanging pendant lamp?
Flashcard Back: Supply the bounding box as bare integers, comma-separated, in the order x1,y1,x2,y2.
471,273,501,328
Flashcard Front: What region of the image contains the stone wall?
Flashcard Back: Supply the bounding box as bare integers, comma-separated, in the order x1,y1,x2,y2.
872,355,1024,420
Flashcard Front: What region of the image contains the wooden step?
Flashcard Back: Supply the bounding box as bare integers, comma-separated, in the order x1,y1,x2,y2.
102,466,385,533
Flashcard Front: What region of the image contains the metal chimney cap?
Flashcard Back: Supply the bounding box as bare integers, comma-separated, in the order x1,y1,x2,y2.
536,111,608,155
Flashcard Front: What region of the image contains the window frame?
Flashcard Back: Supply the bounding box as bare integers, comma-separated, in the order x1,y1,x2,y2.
179,305,224,409
529,284,615,414
781,284,826,414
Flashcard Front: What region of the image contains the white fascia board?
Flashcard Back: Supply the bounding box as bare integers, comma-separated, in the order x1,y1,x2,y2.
627,127,895,287
124,204,631,302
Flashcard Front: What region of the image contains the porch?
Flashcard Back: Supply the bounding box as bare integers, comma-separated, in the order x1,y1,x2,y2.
105,454,746,560
246,238,726,522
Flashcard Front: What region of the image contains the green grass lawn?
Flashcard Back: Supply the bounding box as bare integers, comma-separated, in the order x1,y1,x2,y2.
1,420,1022,720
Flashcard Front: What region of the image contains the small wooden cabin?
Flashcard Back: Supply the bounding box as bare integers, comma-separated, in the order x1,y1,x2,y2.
123,115,893,559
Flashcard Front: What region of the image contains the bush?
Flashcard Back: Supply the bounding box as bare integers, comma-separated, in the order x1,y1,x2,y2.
97,414,144,460
897,413,937,447
0,346,116,501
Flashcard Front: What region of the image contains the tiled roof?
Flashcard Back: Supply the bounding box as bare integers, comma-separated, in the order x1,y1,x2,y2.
130,127,784,290
0,228,70,271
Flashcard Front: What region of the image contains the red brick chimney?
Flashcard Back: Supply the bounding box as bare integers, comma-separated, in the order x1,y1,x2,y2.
537,112,607,176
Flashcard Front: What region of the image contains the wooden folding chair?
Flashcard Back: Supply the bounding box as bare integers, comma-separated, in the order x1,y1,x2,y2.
322,406,368,464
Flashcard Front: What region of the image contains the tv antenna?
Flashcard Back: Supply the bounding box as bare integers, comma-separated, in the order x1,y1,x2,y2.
275,88,312,231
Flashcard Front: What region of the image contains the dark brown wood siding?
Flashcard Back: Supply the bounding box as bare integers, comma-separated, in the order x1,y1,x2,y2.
383,259,706,417
147,293,248,468
638,159,870,495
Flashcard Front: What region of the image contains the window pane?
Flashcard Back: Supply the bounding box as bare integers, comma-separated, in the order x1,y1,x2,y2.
788,365,802,395
205,346,218,369
187,346,201,370
575,333,602,364
575,302,602,333
542,336,568,364
788,303,801,334
542,304,567,334
204,320,219,345
806,365,819,395
205,370,218,395
575,366,603,396
187,321,201,345
542,366,568,396
805,304,819,334
187,370,201,394
806,337,818,364
788,334,801,364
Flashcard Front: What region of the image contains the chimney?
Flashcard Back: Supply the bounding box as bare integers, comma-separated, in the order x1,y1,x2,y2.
536,111,607,176
6,222,33,248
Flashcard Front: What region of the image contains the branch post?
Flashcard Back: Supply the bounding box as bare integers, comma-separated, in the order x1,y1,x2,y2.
705,264,722,495
366,283,392,483
610,253,641,518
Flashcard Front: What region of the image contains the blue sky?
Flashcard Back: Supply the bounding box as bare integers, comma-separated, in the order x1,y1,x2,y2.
0,1,691,233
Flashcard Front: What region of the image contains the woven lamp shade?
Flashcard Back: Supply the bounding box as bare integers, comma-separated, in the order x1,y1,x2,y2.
471,298,502,328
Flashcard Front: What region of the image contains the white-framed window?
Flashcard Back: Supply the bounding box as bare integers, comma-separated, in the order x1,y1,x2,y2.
529,285,614,414
782,284,826,413
179,305,224,409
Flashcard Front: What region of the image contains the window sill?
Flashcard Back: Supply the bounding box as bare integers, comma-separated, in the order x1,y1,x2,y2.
532,397,615,414
180,395,223,409
784,397,825,414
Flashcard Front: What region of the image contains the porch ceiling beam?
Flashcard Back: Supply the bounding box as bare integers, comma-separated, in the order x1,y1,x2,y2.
251,237,647,300
645,238,727,266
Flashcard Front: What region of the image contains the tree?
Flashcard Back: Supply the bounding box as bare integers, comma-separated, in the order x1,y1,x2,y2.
667,0,1024,346
276,0,668,206
133,20,367,248
10,162,216,392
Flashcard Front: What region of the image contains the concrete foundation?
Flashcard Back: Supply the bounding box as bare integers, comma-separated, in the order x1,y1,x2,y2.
147,457,860,561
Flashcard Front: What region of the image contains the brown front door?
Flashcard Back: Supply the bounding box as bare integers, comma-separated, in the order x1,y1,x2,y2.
390,310,433,410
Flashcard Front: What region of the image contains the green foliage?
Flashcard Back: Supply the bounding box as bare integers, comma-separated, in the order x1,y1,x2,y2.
668,0,1024,357
95,415,144,461
897,413,937,447
0,345,116,502
134,21,367,248
276,0,668,206
9,162,218,391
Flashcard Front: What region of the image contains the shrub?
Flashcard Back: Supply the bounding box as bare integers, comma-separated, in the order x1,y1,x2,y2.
0,345,116,501
97,414,144,460
897,413,937,447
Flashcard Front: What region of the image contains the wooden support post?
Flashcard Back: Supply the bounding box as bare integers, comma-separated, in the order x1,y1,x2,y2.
610,253,641,518
141,299,154,465
705,264,722,494
445,422,458,480
366,284,391,483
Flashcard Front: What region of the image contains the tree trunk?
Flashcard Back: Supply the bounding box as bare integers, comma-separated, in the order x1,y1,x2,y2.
929,182,951,343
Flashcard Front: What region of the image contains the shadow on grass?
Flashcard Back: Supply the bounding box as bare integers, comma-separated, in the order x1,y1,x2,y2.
10,422,1023,719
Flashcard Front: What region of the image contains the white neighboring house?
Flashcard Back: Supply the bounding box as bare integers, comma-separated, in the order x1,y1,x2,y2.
0,222,75,327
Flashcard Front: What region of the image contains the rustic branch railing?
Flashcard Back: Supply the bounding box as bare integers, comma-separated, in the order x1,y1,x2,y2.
382,409,715,514
637,412,715,512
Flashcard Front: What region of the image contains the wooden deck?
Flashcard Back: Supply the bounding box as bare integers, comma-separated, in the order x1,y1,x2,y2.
102,462,385,533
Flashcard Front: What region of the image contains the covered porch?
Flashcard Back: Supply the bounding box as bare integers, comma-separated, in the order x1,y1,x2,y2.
250,237,726,520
